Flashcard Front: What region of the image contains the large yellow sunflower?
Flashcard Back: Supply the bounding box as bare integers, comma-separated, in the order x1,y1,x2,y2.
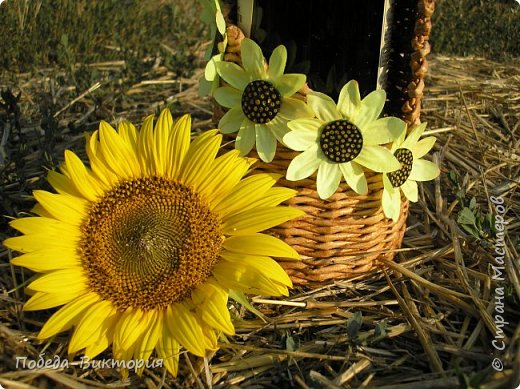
4,109,303,377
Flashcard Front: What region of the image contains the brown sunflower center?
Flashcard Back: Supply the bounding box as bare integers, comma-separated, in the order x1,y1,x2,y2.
241,80,281,124
387,148,413,187
319,119,363,163
79,177,223,311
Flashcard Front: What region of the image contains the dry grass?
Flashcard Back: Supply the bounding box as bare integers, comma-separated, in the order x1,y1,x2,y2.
0,53,519,388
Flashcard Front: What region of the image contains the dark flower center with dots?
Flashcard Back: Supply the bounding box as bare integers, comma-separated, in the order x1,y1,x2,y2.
319,119,363,163
241,80,281,124
78,177,223,311
387,148,414,187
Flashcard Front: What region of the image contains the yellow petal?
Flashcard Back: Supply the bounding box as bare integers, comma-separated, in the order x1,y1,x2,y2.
155,317,180,377
152,109,174,175
134,310,162,375
213,173,280,217
47,170,83,197
382,175,401,222
200,150,251,204
166,114,191,178
84,311,120,359
33,190,87,226
38,292,100,339
240,187,297,210
10,247,80,272
223,233,300,259
409,159,440,181
178,130,221,190
4,233,77,253
401,179,418,202
220,251,292,287
99,121,141,179
137,115,155,175
192,282,234,335
9,217,80,238
24,291,78,311
212,261,289,296
68,300,118,354
113,307,147,361
411,136,436,159
166,303,207,357
85,131,119,187
64,150,104,201
28,268,87,294
222,206,304,235
117,120,138,154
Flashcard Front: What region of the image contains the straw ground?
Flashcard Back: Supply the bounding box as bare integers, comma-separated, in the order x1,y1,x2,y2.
0,49,519,388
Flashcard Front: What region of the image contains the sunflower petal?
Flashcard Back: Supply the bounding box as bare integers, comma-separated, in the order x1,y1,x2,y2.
220,251,292,287
24,291,78,311
214,86,242,109
38,292,100,340
167,303,207,357
255,125,277,162
28,268,87,294
337,80,362,120
218,106,245,134
217,61,249,90
411,136,436,159
307,91,341,122
152,108,174,175
339,162,368,195
236,125,256,156
401,122,427,150
362,117,406,146
68,300,118,354
286,144,321,181
155,319,180,377
10,247,80,272
223,233,300,259
283,125,319,151
268,45,287,81
33,191,87,225
113,308,147,361
354,89,386,129
47,170,83,197
213,173,279,216
354,146,400,172
408,159,440,181
179,130,221,190
213,261,289,296
279,97,313,120
276,73,306,97
401,179,418,202
166,114,191,178
192,283,234,335
382,175,401,222
317,161,342,199
222,206,304,235
240,38,266,79
99,121,141,179
134,310,162,374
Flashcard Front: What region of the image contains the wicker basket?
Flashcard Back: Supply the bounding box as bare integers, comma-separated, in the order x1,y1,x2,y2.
215,0,435,285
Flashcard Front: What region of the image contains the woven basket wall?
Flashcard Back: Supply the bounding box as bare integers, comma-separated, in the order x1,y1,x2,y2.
216,0,435,285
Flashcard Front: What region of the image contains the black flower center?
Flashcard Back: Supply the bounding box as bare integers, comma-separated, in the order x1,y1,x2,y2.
387,148,413,187
241,80,281,124
79,177,223,311
319,119,363,163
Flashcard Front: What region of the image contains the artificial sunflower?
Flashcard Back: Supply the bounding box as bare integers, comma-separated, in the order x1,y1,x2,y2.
284,80,405,199
382,122,440,221
214,38,313,162
4,109,303,377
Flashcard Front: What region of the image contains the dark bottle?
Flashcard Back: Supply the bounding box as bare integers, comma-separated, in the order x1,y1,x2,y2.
238,0,393,100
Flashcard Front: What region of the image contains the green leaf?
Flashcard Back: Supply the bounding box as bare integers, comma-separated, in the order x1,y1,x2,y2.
457,207,476,226
228,289,268,322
